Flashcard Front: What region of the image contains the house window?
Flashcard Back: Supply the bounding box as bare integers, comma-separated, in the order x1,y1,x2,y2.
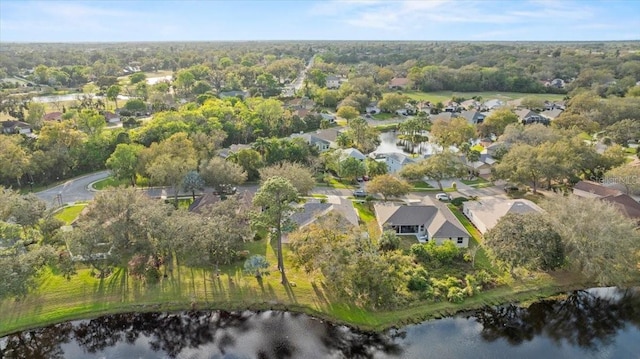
457,237,464,244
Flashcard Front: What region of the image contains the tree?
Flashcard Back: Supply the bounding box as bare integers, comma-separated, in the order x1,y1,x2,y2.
227,148,263,181
339,156,366,182
493,144,545,194
605,119,640,146
485,213,564,273
0,244,55,300
106,85,121,108
604,165,640,195
378,93,408,113
365,157,388,177
106,143,143,186
259,162,315,195
430,117,475,148
378,230,400,251
483,108,519,136
26,102,46,130
200,157,247,194
542,196,640,286
251,177,298,284
75,109,105,136
551,113,600,134
123,98,147,113
400,151,465,190
129,72,146,85
0,135,30,187
143,134,197,203
520,97,546,110
366,174,412,201
337,105,359,121
182,170,204,200
244,255,270,278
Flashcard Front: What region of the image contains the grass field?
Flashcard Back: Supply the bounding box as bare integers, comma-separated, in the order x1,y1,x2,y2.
0,194,608,336
54,204,88,224
403,91,566,103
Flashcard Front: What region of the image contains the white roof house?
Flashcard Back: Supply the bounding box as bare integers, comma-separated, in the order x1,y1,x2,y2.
462,198,543,234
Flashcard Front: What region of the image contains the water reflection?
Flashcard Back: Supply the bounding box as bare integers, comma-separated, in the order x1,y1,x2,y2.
1,288,639,359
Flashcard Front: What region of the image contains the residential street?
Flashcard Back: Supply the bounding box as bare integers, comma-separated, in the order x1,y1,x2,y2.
35,170,110,207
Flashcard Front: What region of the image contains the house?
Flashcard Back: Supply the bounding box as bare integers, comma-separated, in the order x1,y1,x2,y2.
292,127,343,152
103,111,120,123
374,202,470,247
319,113,336,123
389,77,410,90
374,152,415,174
481,99,504,111
188,193,221,214
485,142,507,157
1,120,32,134
283,198,359,242
462,154,495,176
459,110,486,125
460,99,481,110
285,97,315,110
572,180,621,199
515,109,549,125
219,90,249,99
430,112,456,122
340,148,366,161
218,143,252,159
444,101,459,113
463,198,543,234
600,193,640,224
326,75,341,89
43,112,63,122
540,108,563,121
572,181,640,223
545,78,566,88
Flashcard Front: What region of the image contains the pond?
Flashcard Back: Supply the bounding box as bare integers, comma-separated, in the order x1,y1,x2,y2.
375,131,457,156
1,288,639,359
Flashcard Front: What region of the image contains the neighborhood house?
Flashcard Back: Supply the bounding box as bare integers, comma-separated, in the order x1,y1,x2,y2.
463,198,543,234
374,202,470,247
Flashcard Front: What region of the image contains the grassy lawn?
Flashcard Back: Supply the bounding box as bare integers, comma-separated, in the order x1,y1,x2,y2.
403,90,566,103
461,177,489,186
309,194,328,199
398,235,419,251
54,204,88,224
372,112,396,120
92,176,130,190
373,123,399,131
447,204,495,273
411,180,433,189
327,178,357,189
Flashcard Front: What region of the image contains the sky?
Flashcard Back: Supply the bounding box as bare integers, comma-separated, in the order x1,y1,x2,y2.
0,0,639,42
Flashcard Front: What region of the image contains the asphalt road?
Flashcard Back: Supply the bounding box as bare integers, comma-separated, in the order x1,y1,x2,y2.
35,170,110,206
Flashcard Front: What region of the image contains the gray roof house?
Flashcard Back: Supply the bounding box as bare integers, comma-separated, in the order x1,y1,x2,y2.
374,202,470,247
218,143,252,159
459,110,486,125
481,99,504,111
516,109,549,125
291,127,344,152
1,120,32,135
326,75,341,89
463,198,543,234
374,152,415,174
540,108,563,121
283,199,359,242
340,148,366,161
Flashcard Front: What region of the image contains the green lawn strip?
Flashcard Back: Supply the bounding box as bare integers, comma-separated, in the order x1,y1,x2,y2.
91,176,130,190
373,123,399,131
460,178,489,186
54,204,88,224
411,180,433,189
327,178,357,189
0,233,616,336
447,204,495,272
309,194,328,199
372,113,396,120
398,235,419,251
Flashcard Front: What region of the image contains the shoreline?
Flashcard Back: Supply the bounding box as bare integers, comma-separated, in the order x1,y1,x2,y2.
0,277,603,337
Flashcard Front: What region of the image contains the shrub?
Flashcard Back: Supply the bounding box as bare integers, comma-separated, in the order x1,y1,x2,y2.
378,230,400,251
236,250,250,261
451,197,469,207
410,243,430,262
407,275,430,292
243,255,270,278
447,286,465,303
145,266,161,284
451,182,457,190
432,240,460,264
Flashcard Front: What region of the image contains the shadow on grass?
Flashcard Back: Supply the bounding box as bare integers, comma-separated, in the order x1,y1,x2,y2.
311,282,330,307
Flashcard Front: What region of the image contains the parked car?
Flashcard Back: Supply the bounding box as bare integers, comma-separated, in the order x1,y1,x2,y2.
353,189,367,198
435,193,451,201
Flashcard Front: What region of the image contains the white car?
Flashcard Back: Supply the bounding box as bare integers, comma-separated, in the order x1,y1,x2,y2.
435,193,451,201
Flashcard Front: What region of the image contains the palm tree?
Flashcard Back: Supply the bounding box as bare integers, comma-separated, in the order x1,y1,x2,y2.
252,137,269,158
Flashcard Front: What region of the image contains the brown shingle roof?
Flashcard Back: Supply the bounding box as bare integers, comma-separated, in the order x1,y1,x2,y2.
601,193,640,221
573,181,622,197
